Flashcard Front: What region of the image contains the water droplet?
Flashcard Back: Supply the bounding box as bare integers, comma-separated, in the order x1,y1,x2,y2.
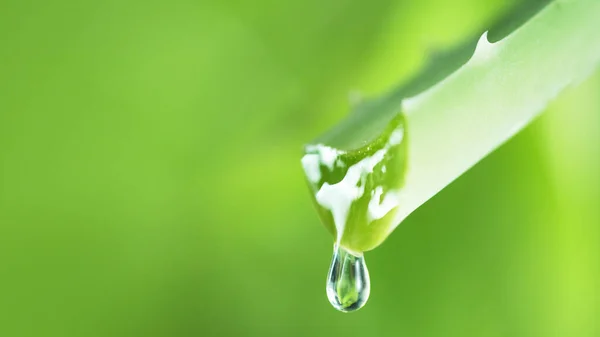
326,244,371,312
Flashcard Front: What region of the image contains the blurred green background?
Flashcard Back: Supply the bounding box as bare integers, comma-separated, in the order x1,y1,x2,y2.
1,0,598,336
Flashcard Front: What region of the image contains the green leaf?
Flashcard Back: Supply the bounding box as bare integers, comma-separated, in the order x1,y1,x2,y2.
302,0,600,253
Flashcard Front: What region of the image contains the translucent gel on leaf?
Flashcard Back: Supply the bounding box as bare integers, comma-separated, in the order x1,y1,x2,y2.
301,113,408,254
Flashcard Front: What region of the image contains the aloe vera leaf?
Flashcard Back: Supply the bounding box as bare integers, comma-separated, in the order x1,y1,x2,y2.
303,0,600,253
395,0,600,227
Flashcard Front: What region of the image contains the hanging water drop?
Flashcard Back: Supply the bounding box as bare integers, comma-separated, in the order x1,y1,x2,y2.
326,244,371,312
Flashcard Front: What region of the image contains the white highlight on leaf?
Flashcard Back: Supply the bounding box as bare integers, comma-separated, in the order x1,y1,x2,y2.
302,145,344,184
319,146,340,170
301,154,321,183
368,186,400,222
304,145,341,169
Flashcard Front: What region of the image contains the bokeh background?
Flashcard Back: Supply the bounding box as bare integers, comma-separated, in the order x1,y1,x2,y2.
1,0,598,336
